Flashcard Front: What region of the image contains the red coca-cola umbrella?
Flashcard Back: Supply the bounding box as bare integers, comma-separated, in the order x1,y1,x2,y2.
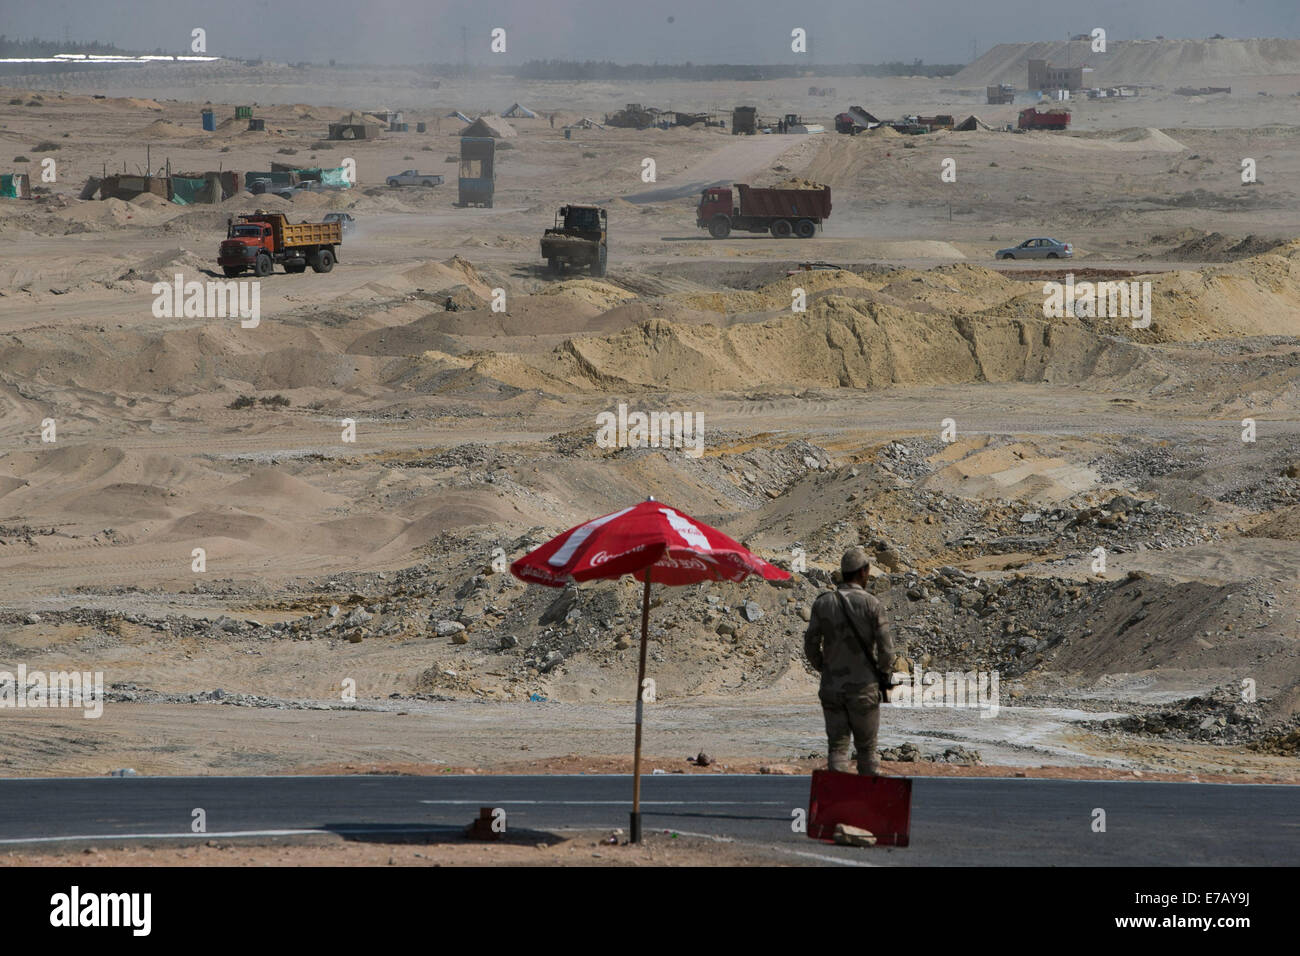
511,497,791,842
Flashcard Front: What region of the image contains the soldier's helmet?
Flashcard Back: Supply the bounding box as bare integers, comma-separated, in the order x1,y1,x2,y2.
840,546,870,578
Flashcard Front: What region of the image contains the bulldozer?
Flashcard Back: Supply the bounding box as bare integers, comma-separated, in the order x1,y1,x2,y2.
541,204,608,277
607,103,656,129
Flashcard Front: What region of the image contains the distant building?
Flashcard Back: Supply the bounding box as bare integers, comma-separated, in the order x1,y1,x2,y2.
1028,58,1085,92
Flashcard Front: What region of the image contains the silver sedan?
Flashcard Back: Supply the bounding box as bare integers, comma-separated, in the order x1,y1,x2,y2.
995,238,1073,260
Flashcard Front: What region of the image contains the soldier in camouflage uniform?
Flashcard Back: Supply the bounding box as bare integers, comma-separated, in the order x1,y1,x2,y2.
803,547,896,774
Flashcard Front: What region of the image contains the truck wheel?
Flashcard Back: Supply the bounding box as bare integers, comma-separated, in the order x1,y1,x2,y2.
222,266,245,277
254,254,273,277
422,180,434,187
1003,254,1015,260
388,180,399,187
709,217,731,239
795,219,816,239
770,219,793,239
311,249,335,273
284,262,307,274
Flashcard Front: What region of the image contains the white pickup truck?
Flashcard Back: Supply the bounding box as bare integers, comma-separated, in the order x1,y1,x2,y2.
385,170,444,187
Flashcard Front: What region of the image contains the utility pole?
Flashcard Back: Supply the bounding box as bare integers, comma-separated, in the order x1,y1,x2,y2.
460,26,468,75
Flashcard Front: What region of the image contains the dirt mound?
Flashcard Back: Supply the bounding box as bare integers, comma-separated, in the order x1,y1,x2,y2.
955,38,1300,86
217,469,347,511
103,96,164,111
502,300,1155,393
142,119,190,137
1152,230,1293,262
55,482,180,520
775,177,826,190
1098,685,1281,745
401,256,493,298
129,192,173,209
1246,505,1300,541
990,248,1300,342
536,279,636,312
1035,128,1187,154
923,439,1100,505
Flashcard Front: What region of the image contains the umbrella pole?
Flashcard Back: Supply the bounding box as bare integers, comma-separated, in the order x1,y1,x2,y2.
631,570,651,844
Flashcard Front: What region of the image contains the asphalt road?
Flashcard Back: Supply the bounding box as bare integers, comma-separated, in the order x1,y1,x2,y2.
0,774,1295,865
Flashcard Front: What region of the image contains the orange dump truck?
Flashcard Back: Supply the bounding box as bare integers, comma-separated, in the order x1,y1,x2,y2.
217,212,342,277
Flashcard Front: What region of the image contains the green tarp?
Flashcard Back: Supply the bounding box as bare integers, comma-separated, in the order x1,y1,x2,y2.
168,176,207,205
0,174,22,198
318,167,351,188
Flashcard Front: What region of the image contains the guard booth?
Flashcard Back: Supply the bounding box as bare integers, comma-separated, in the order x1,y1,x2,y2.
458,136,495,207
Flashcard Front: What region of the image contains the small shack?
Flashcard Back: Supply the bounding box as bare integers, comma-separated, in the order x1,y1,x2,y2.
458,136,495,207
96,175,168,201
460,116,517,138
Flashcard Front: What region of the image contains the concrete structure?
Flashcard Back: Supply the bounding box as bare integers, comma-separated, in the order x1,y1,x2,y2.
1028,59,1085,93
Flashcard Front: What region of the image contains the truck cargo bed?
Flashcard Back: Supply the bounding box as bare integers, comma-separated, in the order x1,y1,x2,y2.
280,221,343,247
735,184,832,219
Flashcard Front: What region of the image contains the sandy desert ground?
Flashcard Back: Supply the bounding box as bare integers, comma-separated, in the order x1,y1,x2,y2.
0,57,1298,785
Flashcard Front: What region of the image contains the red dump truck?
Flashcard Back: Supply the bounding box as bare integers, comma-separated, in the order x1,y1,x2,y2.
697,183,832,239
1018,107,1071,131
217,212,342,277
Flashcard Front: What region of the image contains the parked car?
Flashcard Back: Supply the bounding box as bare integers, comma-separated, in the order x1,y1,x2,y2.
386,170,444,187
995,238,1073,260
269,180,332,200
323,212,356,234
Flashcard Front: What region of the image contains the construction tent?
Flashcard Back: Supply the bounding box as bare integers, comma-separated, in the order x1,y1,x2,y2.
328,112,383,140
448,111,473,123
954,115,993,131
501,103,537,118
460,116,517,138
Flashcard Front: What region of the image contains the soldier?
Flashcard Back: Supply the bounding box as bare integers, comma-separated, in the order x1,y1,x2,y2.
803,546,895,774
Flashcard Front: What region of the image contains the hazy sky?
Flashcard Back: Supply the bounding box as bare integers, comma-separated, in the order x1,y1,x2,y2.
7,0,1299,64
